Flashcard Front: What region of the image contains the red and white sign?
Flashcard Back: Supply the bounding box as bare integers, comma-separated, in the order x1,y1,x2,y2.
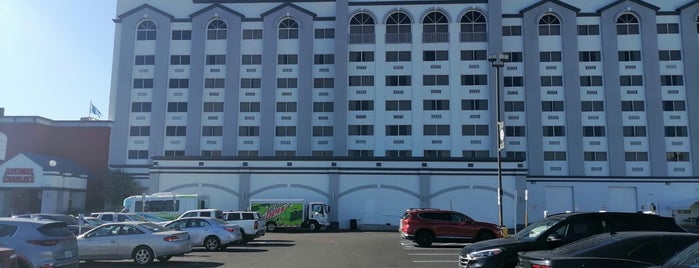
2,168,35,183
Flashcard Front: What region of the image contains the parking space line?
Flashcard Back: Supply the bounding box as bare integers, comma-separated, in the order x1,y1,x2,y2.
412,260,458,263
409,253,457,256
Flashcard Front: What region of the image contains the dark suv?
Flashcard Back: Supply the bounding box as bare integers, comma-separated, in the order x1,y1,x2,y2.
400,208,504,247
458,212,687,268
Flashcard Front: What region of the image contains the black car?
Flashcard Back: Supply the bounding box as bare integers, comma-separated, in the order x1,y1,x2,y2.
517,231,699,268
458,212,686,268
655,240,699,267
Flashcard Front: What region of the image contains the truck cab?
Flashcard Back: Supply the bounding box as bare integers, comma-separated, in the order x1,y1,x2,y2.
308,202,331,231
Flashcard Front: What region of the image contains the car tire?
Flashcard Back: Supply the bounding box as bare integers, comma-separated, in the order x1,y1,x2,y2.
266,222,277,232
415,231,434,247
204,236,221,251
476,231,496,241
132,246,154,265
308,221,320,232
157,256,172,262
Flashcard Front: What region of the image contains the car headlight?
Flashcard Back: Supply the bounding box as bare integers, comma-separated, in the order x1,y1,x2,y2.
466,248,504,260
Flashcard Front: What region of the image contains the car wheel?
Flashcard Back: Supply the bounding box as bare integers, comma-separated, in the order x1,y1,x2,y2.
415,231,434,247
157,256,172,262
477,231,496,241
132,246,154,265
266,222,277,232
308,221,320,232
204,236,221,251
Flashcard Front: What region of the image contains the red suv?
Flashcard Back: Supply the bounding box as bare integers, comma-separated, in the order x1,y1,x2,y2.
400,208,504,247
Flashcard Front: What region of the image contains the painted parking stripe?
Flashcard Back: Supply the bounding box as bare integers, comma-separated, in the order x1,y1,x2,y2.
412,260,458,263
409,253,458,256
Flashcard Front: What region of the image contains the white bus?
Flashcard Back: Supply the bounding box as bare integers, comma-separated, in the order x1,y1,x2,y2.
122,193,210,220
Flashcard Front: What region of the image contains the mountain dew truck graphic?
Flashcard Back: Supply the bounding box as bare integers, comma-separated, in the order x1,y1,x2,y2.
250,199,331,232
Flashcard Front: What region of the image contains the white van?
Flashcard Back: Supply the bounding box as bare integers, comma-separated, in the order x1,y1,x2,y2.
177,209,223,220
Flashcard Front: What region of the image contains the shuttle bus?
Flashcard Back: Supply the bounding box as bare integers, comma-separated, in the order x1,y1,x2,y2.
122,193,210,220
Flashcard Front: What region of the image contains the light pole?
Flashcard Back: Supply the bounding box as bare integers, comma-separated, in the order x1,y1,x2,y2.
488,53,508,227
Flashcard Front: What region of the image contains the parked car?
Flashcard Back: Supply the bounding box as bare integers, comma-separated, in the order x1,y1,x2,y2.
77,221,191,264
164,217,242,251
222,211,266,243
0,217,79,268
90,212,147,222
517,231,699,268
177,209,223,220
0,247,18,268
459,212,687,268
400,208,504,247
79,216,105,227
13,213,95,235
137,213,170,224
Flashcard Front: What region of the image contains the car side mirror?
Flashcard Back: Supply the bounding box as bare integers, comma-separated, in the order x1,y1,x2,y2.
546,234,563,242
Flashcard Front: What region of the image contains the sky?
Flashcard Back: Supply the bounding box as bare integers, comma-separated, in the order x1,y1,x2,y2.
0,0,117,120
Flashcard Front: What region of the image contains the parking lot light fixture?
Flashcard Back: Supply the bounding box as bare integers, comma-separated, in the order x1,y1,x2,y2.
488,53,509,227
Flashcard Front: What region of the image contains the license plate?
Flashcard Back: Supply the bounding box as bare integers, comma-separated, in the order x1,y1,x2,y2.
64,250,73,258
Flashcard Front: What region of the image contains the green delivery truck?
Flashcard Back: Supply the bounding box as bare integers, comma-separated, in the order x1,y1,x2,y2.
250,199,330,232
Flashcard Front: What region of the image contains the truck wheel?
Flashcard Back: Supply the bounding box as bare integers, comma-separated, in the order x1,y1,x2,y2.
266,222,277,232
308,221,320,232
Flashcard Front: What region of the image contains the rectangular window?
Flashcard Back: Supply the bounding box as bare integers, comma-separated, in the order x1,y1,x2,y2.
504,52,523,62
204,78,225,88
462,125,488,136
424,150,450,158
663,100,686,111
312,126,333,136
625,152,649,161
423,100,449,110
129,126,150,136
577,24,600,35
239,126,260,136
277,78,298,88
386,150,412,157
463,150,489,158
621,101,645,111
167,102,188,113
502,25,522,36
165,126,187,136
623,126,647,137
201,150,222,157
505,126,525,137
657,23,680,34
580,76,603,87
276,102,298,112
206,55,226,65
349,76,374,87
314,28,335,39
131,102,152,112
507,151,527,160
385,75,411,86
504,101,524,112
543,126,566,137
581,101,604,112
239,102,260,112
277,54,299,65
544,151,567,161
135,55,155,65
164,150,185,157
241,54,262,65
349,51,374,62
423,50,449,61
461,50,487,61
540,76,563,86
348,150,373,157
461,99,488,110
583,126,606,137
460,75,487,86
239,150,259,156
168,78,189,89
539,51,562,62
314,54,335,64
313,102,334,112
620,75,643,86
618,50,642,61
665,126,688,137
202,126,223,136
386,125,412,136
541,101,564,112
171,30,192,40
127,150,149,160
170,55,190,65
579,51,601,62
348,125,374,136
133,78,153,89
667,152,690,162
386,51,411,62
240,78,261,88
313,78,334,88
385,100,411,111
660,75,684,86
423,125,450,136
348,100,374,111
504,76,523,87
203,102,224,113
584,152,607,161
242,29,262,39
275,126,297,137
658,50,681,61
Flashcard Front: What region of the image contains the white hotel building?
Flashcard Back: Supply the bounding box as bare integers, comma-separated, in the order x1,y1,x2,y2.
108,0,699,229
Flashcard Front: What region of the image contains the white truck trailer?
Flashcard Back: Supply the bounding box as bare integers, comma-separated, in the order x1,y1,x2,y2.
250,199,330,232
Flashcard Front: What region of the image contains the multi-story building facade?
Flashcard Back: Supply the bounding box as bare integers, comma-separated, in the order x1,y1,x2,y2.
109,0,699,229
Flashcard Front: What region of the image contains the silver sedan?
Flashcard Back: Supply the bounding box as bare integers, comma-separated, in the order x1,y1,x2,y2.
164,217,242,251
77,221,191,265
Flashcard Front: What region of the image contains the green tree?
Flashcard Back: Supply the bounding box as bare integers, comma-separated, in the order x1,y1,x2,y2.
102,169,145,211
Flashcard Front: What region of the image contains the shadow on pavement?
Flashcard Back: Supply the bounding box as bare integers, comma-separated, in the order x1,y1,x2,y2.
79,260,225,267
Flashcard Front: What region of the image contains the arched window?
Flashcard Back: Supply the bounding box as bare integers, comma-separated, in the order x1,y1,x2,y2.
136,21,156,40
386,12,411,44
423,11,449,43
460,10,486,42
207,19,227,40
538,14,560,36
278,18,299,39
349,13,375,44
616,13,639,35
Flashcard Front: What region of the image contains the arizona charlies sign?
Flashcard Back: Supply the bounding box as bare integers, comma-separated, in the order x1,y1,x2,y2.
3,168,35,183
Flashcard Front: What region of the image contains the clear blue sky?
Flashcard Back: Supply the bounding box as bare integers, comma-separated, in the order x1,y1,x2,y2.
0,0,117,120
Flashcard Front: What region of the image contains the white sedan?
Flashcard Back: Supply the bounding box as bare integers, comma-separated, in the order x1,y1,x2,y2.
78,222,191,265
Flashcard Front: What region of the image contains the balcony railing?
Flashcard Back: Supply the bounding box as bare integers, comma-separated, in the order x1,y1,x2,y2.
349,34,375,44
422,32,450,43
460,32,487,42
385,33,412,44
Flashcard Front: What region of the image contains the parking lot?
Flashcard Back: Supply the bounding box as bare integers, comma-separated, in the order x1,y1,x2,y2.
78,231,465,268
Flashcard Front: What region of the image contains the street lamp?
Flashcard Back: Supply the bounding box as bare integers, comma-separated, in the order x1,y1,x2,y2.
488,53,509,227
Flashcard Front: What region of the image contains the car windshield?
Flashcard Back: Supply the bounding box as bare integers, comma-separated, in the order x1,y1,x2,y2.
513,218,563,241
138,223,169,233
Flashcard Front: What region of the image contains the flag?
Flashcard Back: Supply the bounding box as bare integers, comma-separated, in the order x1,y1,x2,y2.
90,103,103,118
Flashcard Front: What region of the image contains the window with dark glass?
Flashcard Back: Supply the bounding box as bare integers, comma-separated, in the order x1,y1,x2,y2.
584,152,607,161
540,76,563,86
202,126,223,136
539,51,562,62
349,51,374,62
620,75,643,86
204,78,225,88
461,75,487,85
663,100,686,111
131,102,152,112
314,54,334,64
423,125,450,135
461,50,487,61
462,125,488,136
543,126,566,137
133,79,153,89
386,51,411,62
241,54,262,65
579,51,601,62
541,101,564,111
169,78,189,88
386,125,411,136
276,102,297,112
165,126,187,136
349,76,374,86
348,125,374,135
385,75,411,86
621,100,645,111
313,126,333,136
167,102,188,112
313,102,334,112
625,152,648,161
137,21,156,40
616,14,639,35
129,126,150,136
665,126,688,137
538,14,560,36
504,101,524,112
170,55,190,65
242,29,262,39
135,55,155,65
203,102,224,112
660,75,684,86
583,126,606,137
386,12,411,43
461,99,488,110
348,100,374,111
275,126,297,136
618,50,641,61
385,100,411,111
313,78,334,88
577,25,599,35
424,75,449,86
502,25,521,36
623,126,647,137
657,23,679,34
504,76,523,87
349,13,375,44
240,102,260,112
277,78,298,88
544,151,567,161
461,11,487,41
314,28,335,39
277,54,299,65
423,100,449,111
172,30,191,40
239,126,260,136
581,101,604,111
423,50,449,61
240,78,261,88
658,50,681,61
506,126,525,137
207,19,227,40
206,55,226,65
278,18,299,39
580,76,603,87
